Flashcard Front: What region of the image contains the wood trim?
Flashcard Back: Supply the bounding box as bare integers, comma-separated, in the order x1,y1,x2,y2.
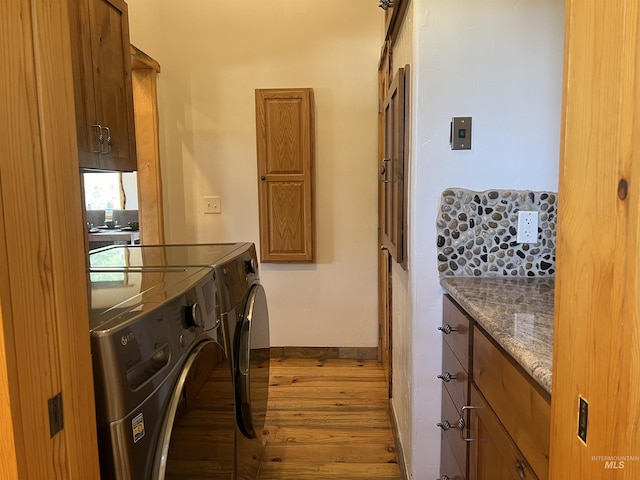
132,60,166,245
0,232,20,480
384,0,410,46
389,400,409,480
0,0,100,477
269,347,378,360
399,63,410,270
551,1,640,477
130,44,161,72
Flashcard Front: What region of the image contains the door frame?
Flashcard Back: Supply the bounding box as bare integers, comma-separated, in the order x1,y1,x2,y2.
378,41,393,397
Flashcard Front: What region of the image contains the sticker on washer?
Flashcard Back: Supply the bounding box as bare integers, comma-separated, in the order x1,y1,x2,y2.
132,413,145,443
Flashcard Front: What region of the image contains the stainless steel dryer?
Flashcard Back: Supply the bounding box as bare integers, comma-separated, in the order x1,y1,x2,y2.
88,264,235,479
89,243,270,480
214,245,270,479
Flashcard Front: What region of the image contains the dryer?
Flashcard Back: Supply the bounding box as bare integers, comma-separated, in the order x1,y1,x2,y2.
88,243,270,479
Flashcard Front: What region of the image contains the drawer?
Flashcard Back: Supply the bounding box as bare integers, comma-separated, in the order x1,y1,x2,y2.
440,340,469,412
439,389,467,474
473,328,550,480
440,430,465,480
442,295,473,369
469,383,539,480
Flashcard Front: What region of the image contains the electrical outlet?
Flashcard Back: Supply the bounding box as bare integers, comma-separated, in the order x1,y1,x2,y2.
204,196,221,214
516,211,538,243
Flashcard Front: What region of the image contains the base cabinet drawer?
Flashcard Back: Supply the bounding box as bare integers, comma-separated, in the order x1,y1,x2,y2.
440,432,465,480
439,389,467,473
440,340,469,411
469,384,539,480
473,328,550,479
442,295,473,368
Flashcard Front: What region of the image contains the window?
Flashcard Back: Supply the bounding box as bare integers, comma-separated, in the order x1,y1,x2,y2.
84,171,138,210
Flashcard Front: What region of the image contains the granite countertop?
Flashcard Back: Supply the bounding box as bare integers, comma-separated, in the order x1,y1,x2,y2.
440,276,555,394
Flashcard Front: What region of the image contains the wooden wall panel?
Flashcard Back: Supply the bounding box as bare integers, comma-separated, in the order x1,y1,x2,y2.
551,1,640,478
0,0,100,477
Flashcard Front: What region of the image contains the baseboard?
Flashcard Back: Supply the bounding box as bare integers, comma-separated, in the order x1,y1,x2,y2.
389,399,409,480
270,346,378,360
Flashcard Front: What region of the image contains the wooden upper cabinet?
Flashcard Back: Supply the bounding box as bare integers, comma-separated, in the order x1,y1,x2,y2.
381,67,408,268
68,0,137,171
255,89,315,263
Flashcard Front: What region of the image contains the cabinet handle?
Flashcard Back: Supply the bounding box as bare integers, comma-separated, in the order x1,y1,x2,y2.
459,405,480,442
436,420,452,431
516,460,526,479
381,158,391,183
437,476,450,480
438,324,458,334
100,126,112,155
437,372,457,382
92,124,103,153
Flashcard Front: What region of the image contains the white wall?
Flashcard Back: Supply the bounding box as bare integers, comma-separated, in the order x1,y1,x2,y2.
127,1,383,347
387,5,415,476
397,0,565,477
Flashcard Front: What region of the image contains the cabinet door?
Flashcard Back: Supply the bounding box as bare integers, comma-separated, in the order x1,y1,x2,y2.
68,0,100,168
87,0,137,171
469,384,538,480
255,88,315,263
69,0,137,170
381,67,406,267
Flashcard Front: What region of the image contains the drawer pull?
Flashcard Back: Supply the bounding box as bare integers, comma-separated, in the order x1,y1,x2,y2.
436,420,452,431
438,324,458,334
459,405,480,442
437,371,457,382
516,460,526,479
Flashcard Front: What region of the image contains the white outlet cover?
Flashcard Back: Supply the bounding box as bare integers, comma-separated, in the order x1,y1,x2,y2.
516,211,538,244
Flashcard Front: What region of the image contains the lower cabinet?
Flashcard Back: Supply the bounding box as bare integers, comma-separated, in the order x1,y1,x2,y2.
439,296,551,480
468,384,539,480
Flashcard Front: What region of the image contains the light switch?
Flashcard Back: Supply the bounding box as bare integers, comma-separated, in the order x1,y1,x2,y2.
451,117,472,150
204,196,221,214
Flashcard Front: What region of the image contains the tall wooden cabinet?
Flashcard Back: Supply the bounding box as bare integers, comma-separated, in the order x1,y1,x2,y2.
255,88,315,263
68,0,137,171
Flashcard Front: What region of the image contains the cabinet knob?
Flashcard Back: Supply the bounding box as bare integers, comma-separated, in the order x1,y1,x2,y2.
260,176,266,181
438,324,458,334
436,420,451,431
516,460,526,479
437,372,457,382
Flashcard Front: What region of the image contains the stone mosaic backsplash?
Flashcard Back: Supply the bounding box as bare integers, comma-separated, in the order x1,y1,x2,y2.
437,188,557,277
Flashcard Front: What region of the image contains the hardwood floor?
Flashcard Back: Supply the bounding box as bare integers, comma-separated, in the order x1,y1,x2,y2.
258,358,402,480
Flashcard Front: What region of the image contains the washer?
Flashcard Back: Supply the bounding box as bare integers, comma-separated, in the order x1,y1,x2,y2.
88,243,270,480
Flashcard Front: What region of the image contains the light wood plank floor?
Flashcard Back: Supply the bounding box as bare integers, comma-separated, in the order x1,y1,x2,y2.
258,358,402,480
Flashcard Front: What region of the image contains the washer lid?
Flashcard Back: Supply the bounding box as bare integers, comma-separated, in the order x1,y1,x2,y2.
89,243,250,270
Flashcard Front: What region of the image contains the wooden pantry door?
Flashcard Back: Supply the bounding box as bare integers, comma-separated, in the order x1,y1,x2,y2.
255,88,315,263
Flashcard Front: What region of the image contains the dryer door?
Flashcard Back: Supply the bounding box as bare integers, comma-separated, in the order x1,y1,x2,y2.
153,338,235,479
236,283,270,439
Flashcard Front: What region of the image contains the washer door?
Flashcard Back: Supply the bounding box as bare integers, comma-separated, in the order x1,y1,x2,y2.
153,338,235,479
236,283,270,439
